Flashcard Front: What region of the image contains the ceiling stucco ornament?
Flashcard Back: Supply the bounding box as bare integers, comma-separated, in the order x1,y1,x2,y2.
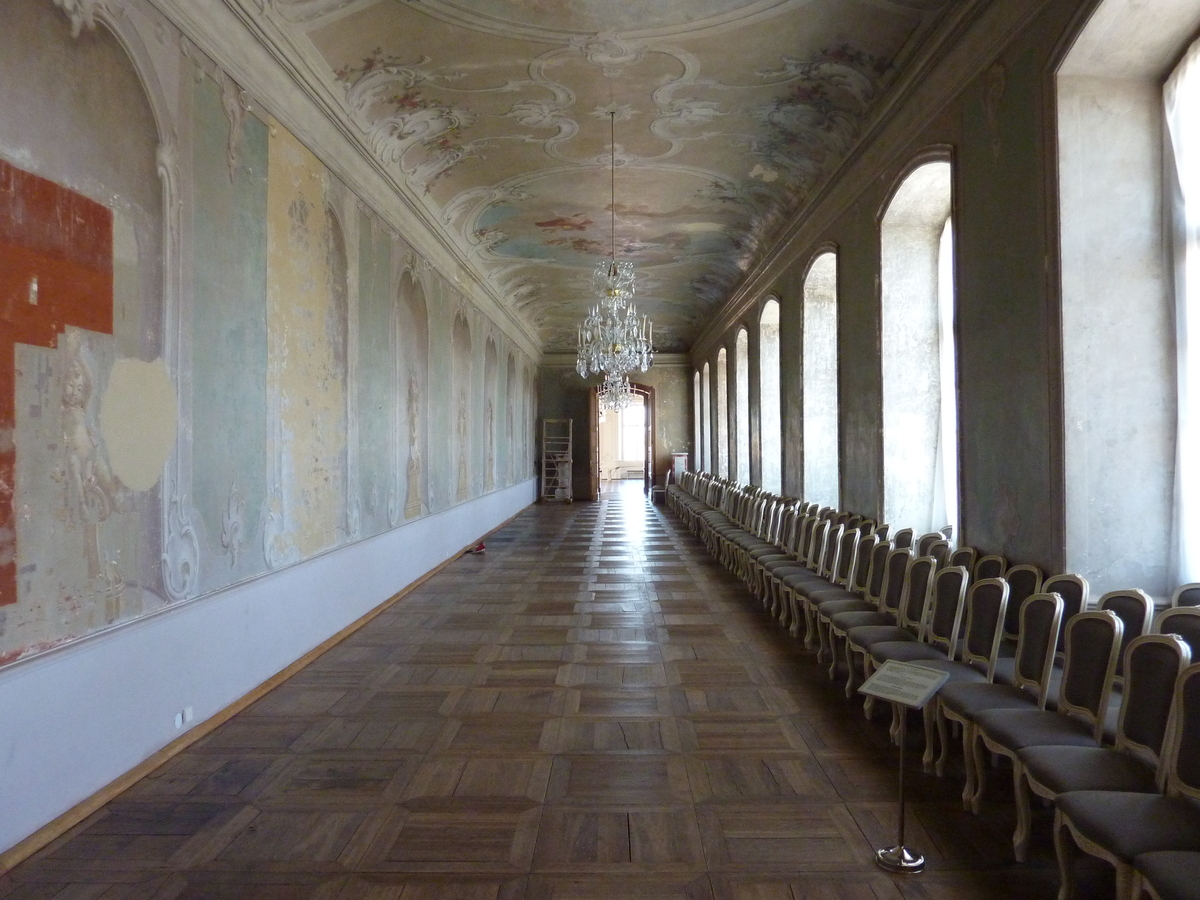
570,33,644,77
340,54,478,190
267,0,952,352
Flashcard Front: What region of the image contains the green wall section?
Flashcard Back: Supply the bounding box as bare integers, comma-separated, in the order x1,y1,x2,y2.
190,71,269,583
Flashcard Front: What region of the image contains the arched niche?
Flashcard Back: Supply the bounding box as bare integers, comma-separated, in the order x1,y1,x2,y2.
397,268,429,520
452,311,473,502
0,0,168,657
505,352,517,485
484,336,499,492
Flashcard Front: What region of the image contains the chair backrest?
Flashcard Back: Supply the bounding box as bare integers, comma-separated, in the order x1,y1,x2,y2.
1162,661,1200,801
1154,607,1200,657
916,531,944,556
818,522,845,579
974,554,1008,581
874,523,891,541
1042,573,1090,656
922,565,970,656
949,546,978,575
1012,592,1065,709
927,539,951,571
804,517,830,569
897,555,937,633
1056,610,1123,742
1003,564,1045,641
792,514,817,561
863,540,895,605
1172,583,1200,607
959,577,1010,678
1099,589,1155,678
878,547,914,615
1115,634,1191,771
891,527,914,550
848,533,880,594
832,527,860,587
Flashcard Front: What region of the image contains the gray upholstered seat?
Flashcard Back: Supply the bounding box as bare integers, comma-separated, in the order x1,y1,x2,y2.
1055,661,1200,900
1134,850,1200,900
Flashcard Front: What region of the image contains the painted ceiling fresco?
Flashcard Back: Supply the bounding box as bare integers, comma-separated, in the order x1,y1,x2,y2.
269,0,952,352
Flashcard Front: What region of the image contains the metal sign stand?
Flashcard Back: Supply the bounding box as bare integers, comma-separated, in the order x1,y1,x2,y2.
857,660,950,874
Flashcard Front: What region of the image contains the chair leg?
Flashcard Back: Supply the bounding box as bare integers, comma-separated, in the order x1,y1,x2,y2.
1114,864,1136,900
843,640,857,698
960,721,977,809
969,726,988,814
1012,763,1031,862
826,625,840,681
802,599,818,648
936,703,951,777
922,702,937,773
889,701,902,745
1053,809,1077,900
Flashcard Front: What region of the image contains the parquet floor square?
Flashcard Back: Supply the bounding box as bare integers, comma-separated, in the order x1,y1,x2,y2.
4,483,1071,898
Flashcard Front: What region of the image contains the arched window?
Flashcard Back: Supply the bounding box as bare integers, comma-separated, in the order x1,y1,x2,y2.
693,369,702,473
1167,41,1200,584
735,328,750,484
881,160,958,537
803,251,839,507
716,347,729,479
702,361,712,472
759,299,782,494
1057,0,1198,596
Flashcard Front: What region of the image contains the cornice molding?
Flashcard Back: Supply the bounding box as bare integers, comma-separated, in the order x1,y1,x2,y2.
690,0,1057,361
147,0,545,363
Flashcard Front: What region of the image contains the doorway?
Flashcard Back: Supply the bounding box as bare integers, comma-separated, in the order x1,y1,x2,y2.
589,383,656,500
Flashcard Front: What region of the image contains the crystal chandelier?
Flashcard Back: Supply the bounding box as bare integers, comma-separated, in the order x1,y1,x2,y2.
576,111,653,382
598,372,634,412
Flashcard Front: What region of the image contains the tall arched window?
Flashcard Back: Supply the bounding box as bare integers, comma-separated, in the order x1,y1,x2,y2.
702,361,712,472
759,299,782,494
1057,1,1194,597
881,160,958,537
693,369,702,473
716,347,730,478
803,252,839,507
735,328,750,484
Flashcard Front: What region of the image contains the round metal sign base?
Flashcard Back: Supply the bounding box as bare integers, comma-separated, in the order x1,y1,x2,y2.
875,845,925,873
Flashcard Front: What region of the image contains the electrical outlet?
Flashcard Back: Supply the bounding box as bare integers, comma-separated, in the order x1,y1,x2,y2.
183,706,194,723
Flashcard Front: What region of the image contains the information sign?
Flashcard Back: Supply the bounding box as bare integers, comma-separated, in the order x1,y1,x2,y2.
858,660,950,710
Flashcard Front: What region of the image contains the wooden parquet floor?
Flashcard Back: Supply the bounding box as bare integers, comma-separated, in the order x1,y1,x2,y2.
0,482,1111,900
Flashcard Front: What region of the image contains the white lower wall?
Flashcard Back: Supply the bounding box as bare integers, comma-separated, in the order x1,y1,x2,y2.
0,479,535,856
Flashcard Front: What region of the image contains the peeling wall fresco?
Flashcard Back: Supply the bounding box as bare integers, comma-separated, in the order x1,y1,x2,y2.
0,0,538,668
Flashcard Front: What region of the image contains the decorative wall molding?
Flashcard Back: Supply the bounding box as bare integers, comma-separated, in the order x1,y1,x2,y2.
161,490,200,600
53,0,113,37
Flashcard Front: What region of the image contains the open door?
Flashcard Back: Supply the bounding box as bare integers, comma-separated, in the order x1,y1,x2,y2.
630,383,655,496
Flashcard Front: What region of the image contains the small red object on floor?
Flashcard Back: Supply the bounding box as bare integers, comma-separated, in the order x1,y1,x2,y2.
467,542,486,554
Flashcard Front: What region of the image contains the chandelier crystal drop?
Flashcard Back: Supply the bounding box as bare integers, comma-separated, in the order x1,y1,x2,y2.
575,111,653,382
